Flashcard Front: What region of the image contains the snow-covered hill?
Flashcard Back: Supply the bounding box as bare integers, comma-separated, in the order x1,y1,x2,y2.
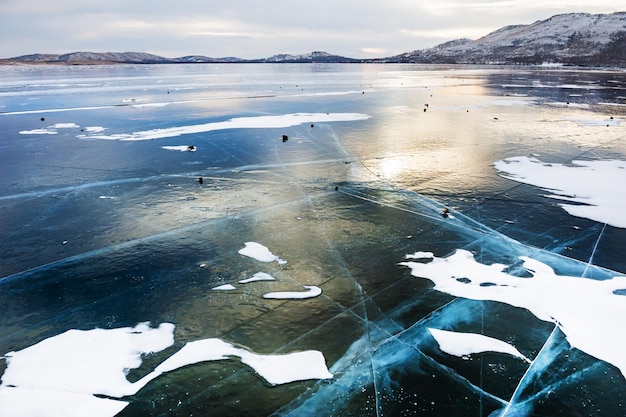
394,12,626,65
6,50,354,64
7,52,247,64
10,52,173,64
260,51,358,63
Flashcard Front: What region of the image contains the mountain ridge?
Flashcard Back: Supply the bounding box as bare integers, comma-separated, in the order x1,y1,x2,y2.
3,11,626,67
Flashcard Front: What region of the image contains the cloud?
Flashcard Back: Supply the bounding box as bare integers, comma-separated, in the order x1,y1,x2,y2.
361,47,389,56
401,27,497,40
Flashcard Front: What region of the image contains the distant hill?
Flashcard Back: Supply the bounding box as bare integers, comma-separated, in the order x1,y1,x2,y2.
174,55,245,63
3,12,626,67
3,50,355,65
387,12,626,66
11,52,172,64
4,52,246,64
256,51,359,63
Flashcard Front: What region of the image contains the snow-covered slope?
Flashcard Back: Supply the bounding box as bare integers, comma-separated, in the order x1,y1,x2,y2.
397,12,626,65
477,13,626,46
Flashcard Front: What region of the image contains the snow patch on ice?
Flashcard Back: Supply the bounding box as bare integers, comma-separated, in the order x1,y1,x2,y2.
428,328,531,363
77,112,371,141
212,284,237,291
19,123,80,135
2,106,115,116
131,102,170,108
0,387,128,417
0,322,332,417
405,251,435,260
239,272,276,284
400,249,626,379
51,123,80,129
567,117,620,126
238,242,287,265
161,145,196,152
494,156,626,228
263,285,322,300
0,322,175,398
152,338,332,385
19,128,58,135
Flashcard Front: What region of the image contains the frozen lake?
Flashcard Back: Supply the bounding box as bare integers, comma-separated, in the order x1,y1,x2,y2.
1,63,626,416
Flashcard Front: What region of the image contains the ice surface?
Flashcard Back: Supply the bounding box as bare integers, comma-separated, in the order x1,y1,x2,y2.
238,242,287,264
428,328,531,363
567,117,621,126
494,156,626,228
3,64,626,417
400,249,626,378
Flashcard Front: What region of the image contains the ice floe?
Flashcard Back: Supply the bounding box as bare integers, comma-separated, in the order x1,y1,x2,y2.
494,156,626,228
400,249,626,379
428,328,531,363
77,112,371,141
0,322,332,417
238,242,287,265
263,285,322,300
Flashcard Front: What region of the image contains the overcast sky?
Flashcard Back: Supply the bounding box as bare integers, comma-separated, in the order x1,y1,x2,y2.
1,0,622,59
